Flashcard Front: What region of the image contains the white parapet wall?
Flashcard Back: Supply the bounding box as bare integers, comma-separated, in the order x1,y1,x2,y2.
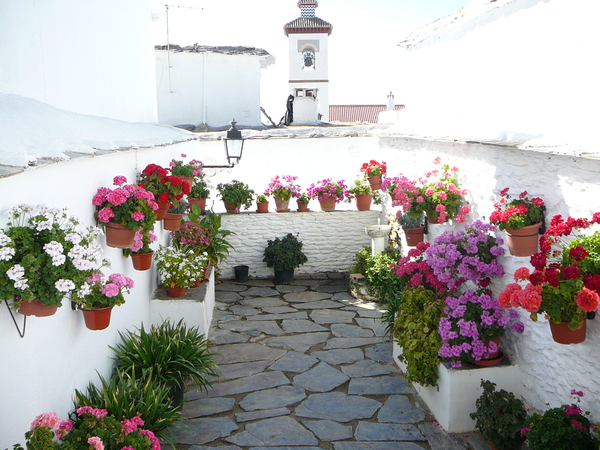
219,209,384,280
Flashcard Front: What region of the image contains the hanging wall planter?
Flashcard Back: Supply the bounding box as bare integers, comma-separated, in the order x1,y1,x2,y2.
131,252,154,271
504,222,542,257
18,299,58,317
105,222,135,249
80,306,113,331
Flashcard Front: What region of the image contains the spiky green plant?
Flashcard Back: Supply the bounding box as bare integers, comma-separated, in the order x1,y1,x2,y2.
110,319,220,394
74,369,180,435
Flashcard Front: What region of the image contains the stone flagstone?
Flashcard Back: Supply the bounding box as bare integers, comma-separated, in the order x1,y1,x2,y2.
246,311,308,321
189,446,242,450
365,343,394,363
281,319,328,333
240,297,288,308
239,385,306,411
216,360,273,381
215,291,243,302
284,291,332,302
334,443,425,450
293,362,349,392
355,422,426,441
295,392,382,422
182,397,235,418
219,320,285,336
324,337,383,349
301,419,353,441
230,305,262,316
310,309,356,324
293,300,345,309
228,416,318,447
169,417,238,445
265,332,329,352
198,371,290,398
269,351,319,373
340,360,397,378
241,286,280,297
312,348,364,365
378,395,426,423
235,407,290,423
355,317,388,337
331,323,375,338
211,343,287,364
209,329,250,345
348,376,415,395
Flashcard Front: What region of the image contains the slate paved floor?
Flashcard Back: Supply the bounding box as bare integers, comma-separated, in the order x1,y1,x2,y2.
168,276,485,450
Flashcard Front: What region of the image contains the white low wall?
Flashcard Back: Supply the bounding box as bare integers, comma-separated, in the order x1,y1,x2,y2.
219,209,382,279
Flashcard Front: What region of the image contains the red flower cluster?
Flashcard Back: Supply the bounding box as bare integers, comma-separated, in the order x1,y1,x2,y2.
139,163,190,204
489,188,545,231
393,242,447,294
360,160,387,177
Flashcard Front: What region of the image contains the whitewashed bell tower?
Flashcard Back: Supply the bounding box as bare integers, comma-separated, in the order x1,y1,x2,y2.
284,0,332,123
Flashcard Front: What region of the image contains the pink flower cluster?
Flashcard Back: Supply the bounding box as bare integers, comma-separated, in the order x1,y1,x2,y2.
93,176,157,224
265,175,302,200
307,178,349,203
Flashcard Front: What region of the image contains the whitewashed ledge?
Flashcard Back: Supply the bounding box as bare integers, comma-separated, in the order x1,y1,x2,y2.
392,340,523,433
149,267,215,337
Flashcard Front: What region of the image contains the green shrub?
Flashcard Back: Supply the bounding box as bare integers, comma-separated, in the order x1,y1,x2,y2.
350,247,371,275
363,247,403,303
263,233,308,271
393,286,444,386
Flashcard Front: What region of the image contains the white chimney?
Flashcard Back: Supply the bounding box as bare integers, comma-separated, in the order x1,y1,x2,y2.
387,91,394,111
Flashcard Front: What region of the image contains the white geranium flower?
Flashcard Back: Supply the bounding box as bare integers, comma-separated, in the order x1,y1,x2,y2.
65,233,82,245
55,279,75,293
68,245,85,259
14,279,29,290
0,247,15,261
51,254,66,266
7,264,25,281
36,220,53,231
44,241,64,257
73,258,93,271
0,230,12,246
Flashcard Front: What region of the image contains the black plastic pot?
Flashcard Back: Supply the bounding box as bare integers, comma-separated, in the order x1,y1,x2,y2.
274,268,295,285
234,265,249,282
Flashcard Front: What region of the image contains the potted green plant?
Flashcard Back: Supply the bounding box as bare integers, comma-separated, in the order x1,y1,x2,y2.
188,178,211,214
0,204,107,317
348,178,373,211
164,200,187,232
490,188,545,256
93,175,158,247
297,192,311,212
398,212,426,247
72,270,134,330
263,233,308,284
154,244,207,297
522,390,599,450
216,179,255,213
469,380,528,450
256,193,269,213
110,319,219,407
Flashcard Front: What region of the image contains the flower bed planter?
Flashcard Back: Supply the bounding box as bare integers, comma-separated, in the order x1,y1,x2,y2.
392,340,522,433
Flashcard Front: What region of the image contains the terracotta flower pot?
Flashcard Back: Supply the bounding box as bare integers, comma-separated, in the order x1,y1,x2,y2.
274,196,290,212
367,175,382,191
224,202,240,213
155,201,169,221
17,299,58,317
297,200,310,212
505,222,542,257
187,197,207,214
404,226,425,247
167,285,187,298
105,222,135,249
131,252,153,271
80,306,113,331
257,202,269,213
355,194,373,211
163,212,184,231
318,197,336,212
549,319,586,344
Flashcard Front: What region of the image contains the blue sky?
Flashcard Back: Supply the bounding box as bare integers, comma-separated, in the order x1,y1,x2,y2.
152,0,473,117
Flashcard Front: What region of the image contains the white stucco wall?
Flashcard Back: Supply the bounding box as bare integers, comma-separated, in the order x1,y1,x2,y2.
395,0,599,149
219,210,382,280
155,50,265,127
0,0,158,123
